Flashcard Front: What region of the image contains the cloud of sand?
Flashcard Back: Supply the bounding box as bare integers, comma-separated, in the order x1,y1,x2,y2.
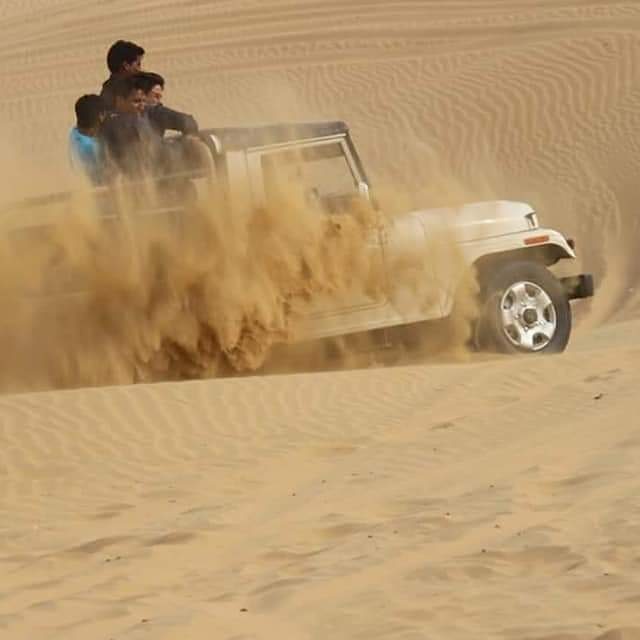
0,152,475,393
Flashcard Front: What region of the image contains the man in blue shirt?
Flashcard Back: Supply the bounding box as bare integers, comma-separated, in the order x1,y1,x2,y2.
69,94,107,185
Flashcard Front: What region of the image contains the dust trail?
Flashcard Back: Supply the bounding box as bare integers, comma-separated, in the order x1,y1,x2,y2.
0,166,475,393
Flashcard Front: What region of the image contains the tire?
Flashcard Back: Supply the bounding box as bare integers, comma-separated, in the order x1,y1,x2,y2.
475,260,571,354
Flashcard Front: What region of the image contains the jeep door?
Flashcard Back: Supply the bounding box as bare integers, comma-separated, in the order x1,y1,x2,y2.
246,137,393,340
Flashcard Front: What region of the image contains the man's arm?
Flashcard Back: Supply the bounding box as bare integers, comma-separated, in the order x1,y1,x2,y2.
147,104,199,136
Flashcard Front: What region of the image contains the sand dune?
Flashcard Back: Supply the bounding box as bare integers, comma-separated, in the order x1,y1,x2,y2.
2,326,640,639
1,1,640,638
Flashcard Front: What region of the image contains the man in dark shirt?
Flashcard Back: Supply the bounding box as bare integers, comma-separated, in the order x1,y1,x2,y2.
100,40,145,111
141,72,164,107
100,75,159,178
136,71,199,138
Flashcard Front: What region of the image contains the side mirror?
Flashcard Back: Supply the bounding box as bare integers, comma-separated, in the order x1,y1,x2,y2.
357,182,371,200
358,181,380,212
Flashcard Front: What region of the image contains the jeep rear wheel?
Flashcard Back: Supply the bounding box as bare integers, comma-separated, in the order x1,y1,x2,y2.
475,261,571,354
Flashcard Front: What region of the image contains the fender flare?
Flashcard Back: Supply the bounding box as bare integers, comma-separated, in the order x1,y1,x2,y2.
438,228,578,318
461,228,575,267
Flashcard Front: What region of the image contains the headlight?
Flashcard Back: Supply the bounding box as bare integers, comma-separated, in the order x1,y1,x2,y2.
525,212,539,229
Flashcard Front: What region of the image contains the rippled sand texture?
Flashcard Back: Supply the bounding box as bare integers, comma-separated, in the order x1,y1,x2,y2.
2,332,640,639
1,1,640,639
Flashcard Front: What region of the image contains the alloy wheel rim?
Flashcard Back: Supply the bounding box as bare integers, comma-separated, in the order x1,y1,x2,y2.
499,281,557,352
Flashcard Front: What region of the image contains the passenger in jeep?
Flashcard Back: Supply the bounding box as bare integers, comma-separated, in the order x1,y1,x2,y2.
100,75,159,177
100,40,145,111
139,71,164,107
69,94,107,185
136,71,199,138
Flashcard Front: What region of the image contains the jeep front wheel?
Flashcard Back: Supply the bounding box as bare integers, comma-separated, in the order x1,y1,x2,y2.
475,261,571,354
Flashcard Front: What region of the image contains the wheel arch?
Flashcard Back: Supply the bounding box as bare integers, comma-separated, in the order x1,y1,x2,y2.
472,243,572,291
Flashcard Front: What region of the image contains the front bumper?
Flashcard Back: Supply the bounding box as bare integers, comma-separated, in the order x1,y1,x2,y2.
561,274,594,301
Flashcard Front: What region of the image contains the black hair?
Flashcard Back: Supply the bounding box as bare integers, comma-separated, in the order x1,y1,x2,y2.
135,71,165,93
106,40,145,73
74,94,106,129
111,75,145,100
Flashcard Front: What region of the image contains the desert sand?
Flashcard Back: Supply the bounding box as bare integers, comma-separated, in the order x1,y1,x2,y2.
1,1,640,638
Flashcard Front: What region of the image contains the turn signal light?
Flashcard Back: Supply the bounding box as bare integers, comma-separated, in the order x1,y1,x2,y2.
524,235,550,246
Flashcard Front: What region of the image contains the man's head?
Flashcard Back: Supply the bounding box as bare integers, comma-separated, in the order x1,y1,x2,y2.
112,76,146,115
136,72,165,107
106,40,145,75
74,94,107,133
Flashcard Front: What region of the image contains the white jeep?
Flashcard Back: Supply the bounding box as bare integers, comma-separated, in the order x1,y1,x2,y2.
3,120,593,358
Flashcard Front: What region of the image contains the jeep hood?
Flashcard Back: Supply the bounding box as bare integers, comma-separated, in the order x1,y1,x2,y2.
410,200,535,242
